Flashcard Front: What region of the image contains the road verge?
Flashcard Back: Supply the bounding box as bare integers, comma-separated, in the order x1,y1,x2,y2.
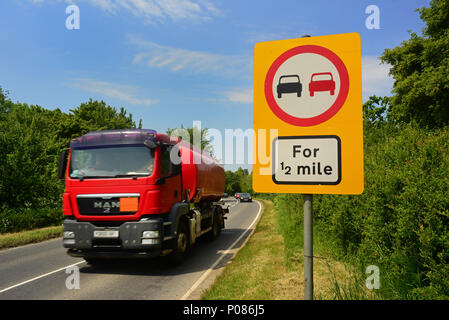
201,199,354,300
0,226,62,251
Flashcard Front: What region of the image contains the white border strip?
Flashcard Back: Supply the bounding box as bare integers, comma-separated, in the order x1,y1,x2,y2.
0,261,85,294
180,200,263,300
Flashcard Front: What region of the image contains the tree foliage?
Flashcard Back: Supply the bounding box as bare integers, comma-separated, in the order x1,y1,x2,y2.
380,0,449,128
166,124,214,156
265,0,449,299
224,168,252,195
0,88,139,232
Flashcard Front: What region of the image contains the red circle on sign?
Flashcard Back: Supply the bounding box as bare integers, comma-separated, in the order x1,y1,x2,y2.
265,45,349,126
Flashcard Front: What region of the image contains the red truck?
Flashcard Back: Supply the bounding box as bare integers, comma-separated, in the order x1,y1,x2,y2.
58,129,227,265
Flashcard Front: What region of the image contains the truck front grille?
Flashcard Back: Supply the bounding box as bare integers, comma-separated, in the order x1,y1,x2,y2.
76,195,139,216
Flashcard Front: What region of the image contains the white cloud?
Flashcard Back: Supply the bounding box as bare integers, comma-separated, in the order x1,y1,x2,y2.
128,35,251,76
362,56,393,98
245,31,295,44
68,78,157,106
221,88,253,104
27,0,220,23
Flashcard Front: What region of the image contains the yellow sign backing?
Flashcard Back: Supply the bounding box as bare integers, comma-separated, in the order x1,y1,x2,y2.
253,33,363,194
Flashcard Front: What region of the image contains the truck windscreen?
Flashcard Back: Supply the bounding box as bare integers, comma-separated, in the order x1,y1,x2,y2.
69,146,154,179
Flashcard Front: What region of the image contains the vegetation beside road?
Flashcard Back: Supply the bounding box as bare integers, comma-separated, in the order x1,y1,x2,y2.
250,1,449,300
0,225,62,251
0,90,139,234
202,200,356,300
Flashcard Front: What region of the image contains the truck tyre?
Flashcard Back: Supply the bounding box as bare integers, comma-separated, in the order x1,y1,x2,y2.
167,218,190,266
207,209,222,241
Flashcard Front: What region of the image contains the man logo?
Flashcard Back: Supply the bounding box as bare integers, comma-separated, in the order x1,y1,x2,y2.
94,201,120,213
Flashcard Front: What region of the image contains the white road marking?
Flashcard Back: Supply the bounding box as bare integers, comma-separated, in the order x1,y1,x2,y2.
0,200,261,297
0,261,85,294
180,200,263,300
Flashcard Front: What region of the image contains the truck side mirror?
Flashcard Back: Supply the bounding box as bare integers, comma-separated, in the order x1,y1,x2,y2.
58,150,69,180
144,139,159,149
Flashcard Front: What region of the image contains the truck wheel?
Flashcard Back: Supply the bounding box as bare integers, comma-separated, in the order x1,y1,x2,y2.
167,219,190,265
207,210,222,241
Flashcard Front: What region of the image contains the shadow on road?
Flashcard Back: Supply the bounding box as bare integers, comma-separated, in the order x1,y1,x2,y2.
79,227,251,277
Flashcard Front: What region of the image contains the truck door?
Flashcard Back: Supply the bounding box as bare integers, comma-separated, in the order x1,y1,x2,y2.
159,144,182,212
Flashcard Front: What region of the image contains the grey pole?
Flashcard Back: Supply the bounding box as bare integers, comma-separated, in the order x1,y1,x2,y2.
300,33,313,301
303,194,313,300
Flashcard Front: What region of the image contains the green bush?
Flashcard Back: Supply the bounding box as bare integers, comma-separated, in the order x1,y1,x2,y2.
273,123,449,299
0,206,64,234
0,87,139,234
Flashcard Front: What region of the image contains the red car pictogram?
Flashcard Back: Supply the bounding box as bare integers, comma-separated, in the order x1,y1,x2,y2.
309,72,335,96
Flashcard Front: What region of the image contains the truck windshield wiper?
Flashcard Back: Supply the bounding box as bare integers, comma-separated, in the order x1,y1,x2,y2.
76,175,115,181
113,173,150,178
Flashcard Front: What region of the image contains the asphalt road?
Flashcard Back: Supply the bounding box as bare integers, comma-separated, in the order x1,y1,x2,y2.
0,199,262,300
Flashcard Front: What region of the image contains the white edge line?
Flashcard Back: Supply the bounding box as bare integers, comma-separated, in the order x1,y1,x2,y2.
0,261,85,294
180,200,263,300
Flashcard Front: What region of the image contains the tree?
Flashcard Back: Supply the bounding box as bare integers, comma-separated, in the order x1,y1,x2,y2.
0,92,140,209
363,95,392,128
380,0,449,128
166,124,214,156
58,99,137,141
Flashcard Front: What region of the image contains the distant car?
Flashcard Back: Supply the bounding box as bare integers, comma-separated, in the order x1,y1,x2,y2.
235,193,241,199
309,72,335,96
220,193,228,200
239,193,252,202
277,75,302,98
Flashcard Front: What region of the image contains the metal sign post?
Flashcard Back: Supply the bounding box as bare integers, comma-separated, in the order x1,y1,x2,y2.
303,194,313,300
253,33,364,301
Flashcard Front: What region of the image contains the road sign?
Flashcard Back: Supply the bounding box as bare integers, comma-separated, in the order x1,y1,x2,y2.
273,135,341,185
253,33,363,194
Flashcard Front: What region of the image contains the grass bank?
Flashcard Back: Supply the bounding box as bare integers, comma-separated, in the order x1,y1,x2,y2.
0,225,62,251
201,199,358,300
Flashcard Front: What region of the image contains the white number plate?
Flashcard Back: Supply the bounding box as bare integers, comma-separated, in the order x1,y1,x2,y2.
93,230,119,238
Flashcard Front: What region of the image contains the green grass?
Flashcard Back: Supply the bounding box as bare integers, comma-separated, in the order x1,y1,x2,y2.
201,200,353,300
0,225,63,251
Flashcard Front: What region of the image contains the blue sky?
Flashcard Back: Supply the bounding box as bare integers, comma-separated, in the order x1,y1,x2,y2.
0,0,428,170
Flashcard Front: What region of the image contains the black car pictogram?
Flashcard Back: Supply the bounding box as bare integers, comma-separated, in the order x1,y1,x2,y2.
277,75,302,98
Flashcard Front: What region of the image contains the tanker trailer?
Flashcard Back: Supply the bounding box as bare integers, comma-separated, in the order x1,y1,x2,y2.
58,129,227,265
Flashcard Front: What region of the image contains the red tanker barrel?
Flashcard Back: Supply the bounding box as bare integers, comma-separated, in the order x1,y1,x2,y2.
179,141,225,203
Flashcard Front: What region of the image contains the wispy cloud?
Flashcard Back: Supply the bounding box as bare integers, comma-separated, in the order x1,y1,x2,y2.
362,56,393,99
128,35,251,76
221,88,253,104
245,31,296,44
68,78,157,106
27,0,220,23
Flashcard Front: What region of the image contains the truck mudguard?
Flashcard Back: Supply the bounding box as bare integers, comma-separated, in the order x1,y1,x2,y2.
165,202,190,237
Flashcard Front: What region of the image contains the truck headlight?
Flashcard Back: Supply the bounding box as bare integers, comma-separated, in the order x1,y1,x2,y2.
142,230,159,238
63,231,75,239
